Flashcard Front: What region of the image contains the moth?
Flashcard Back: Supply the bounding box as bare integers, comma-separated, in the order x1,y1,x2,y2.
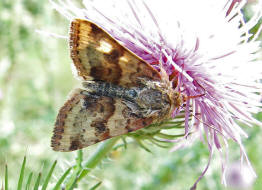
51,18,182,152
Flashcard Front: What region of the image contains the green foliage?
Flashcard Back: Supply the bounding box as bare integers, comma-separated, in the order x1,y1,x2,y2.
3,156,79,190
33,173,41,190
17,156,26,190
4,157,57,190
42,160,57,190
5,165,8,190
52,167,72,190
25,172,33,190
89,182,102,190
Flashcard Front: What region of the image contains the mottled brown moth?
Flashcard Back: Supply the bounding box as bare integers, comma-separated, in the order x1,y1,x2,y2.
51,19,182,152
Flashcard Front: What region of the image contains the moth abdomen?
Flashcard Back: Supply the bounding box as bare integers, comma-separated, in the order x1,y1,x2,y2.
82,81,138,101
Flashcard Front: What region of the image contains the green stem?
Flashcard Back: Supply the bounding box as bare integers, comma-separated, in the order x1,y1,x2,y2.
76,150,83,168
78,137,120,181
65,150,83,189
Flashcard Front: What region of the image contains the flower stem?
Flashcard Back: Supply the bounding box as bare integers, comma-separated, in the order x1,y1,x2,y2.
78,137,120,181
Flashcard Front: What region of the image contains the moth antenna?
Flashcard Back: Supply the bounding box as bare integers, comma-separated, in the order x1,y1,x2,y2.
183,79,206,102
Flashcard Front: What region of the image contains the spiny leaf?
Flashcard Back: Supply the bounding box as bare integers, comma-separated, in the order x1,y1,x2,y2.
149,138,171,148
121,137,127,149
160,123,185,129
5,164,8,190
41,160,57,190
17,156,26,190
155,133,185,139
33,173,41,190
113,142,131,151
135,139,152,153
89,181,102,190
25,172,33,190
52,167,72,190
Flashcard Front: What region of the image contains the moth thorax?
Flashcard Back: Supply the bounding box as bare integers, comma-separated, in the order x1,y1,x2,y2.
136,88,170,110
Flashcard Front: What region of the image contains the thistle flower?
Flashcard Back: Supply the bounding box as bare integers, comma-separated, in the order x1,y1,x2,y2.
50,0,262,189
225,161,256,189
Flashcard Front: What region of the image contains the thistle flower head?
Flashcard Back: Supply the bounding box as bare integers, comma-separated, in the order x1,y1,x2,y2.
51,0,262,188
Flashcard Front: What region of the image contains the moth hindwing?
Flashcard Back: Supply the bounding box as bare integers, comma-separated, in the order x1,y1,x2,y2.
51,19,179,152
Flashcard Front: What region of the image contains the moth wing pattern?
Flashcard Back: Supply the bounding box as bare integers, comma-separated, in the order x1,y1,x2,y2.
70,18,161,87
51,88,155,152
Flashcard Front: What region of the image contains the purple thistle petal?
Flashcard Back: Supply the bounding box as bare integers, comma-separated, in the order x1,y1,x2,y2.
184,98,190,137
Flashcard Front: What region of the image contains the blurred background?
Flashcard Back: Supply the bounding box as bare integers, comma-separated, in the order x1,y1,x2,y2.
0,0,261,189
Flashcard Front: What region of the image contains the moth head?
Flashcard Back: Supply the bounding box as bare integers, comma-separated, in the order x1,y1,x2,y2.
170,91,182,108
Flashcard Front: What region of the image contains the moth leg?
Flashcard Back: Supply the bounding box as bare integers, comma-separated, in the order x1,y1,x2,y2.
122,100,142,116
122,100,161,118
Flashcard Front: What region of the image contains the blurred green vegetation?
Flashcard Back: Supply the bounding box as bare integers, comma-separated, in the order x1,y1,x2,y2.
0,1,261,190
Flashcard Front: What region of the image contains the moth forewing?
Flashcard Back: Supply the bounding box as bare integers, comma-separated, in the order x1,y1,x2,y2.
69,18,162,86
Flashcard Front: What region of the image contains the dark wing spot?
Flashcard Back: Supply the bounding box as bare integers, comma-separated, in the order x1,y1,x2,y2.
69,139,82,151
99,105,104,113
91,121,107,133
53,134,62,140
91,23,102,34
55,119,64,127
104,49,121,62
107,68,112,75
90,66,104,78
54,128,64,133
83,97,92,109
